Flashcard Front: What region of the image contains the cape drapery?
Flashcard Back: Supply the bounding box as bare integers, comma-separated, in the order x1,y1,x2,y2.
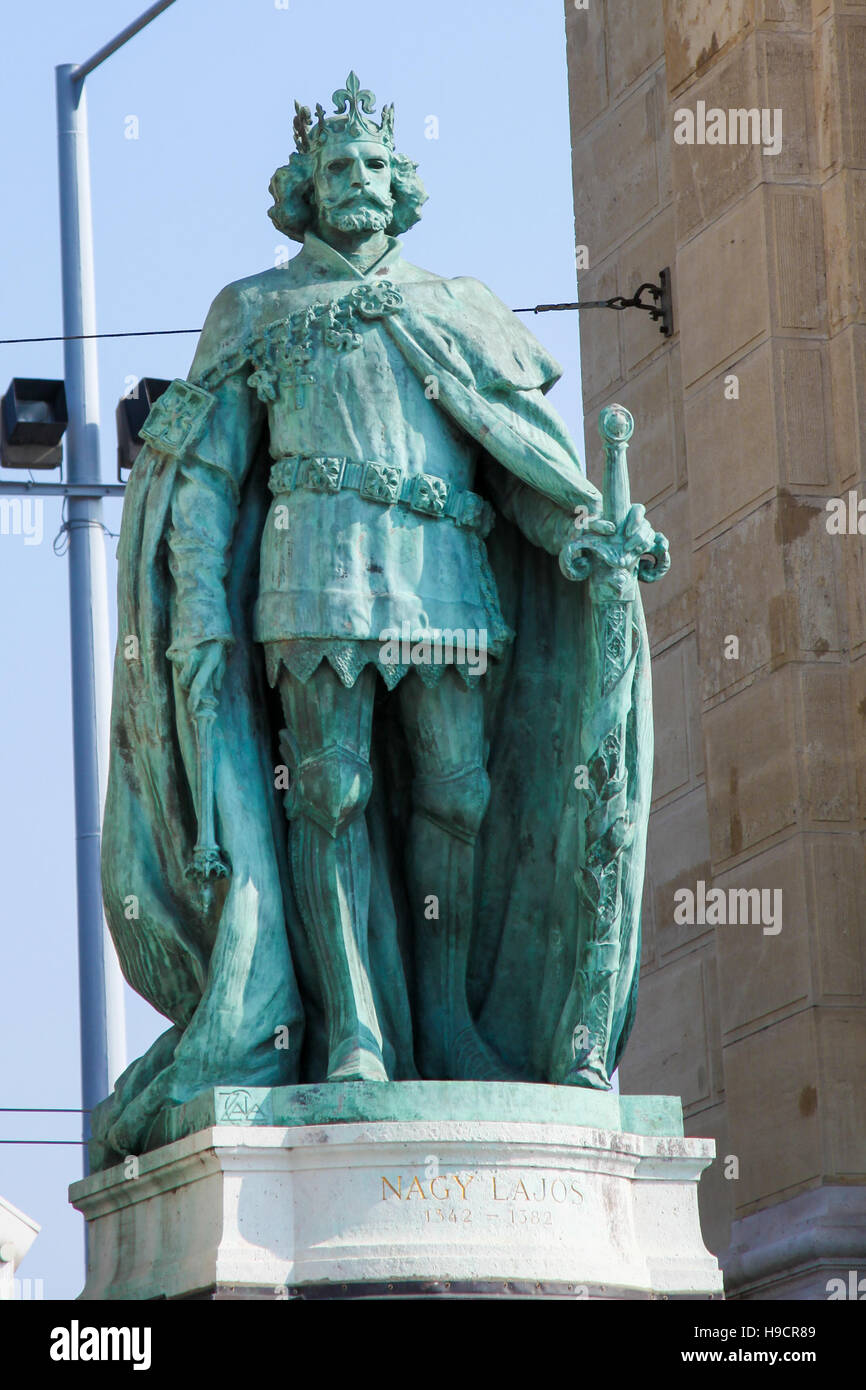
93,264,654,1166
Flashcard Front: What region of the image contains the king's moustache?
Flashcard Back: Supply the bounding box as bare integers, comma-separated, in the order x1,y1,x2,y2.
325,194,392,213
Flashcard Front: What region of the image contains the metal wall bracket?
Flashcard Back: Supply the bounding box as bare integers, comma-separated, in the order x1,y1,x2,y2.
516,267,674,338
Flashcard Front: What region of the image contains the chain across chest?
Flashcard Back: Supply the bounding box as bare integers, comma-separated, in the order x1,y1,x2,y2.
244,279,404,411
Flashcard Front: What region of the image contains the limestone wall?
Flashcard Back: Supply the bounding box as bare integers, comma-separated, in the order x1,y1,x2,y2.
565,0,866,1295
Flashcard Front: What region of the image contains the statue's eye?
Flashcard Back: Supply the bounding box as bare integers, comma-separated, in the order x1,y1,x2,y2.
327,160,349,172
367,159,386,170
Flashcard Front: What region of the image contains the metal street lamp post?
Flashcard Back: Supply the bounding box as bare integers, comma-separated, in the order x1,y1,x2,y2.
56,0,178,1172
55,57,127,1167
0,1,178,1177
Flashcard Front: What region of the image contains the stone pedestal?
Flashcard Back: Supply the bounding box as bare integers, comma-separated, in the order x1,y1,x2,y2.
722,1187,866,1301
70,1083,723,1300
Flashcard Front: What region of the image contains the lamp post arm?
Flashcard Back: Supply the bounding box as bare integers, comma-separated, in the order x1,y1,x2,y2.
71,0,177,83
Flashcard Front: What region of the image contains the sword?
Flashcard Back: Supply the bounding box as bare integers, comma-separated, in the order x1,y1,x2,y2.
554,404,669,1086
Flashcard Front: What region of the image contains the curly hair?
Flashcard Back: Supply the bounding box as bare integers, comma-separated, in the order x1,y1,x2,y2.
268,149,428,244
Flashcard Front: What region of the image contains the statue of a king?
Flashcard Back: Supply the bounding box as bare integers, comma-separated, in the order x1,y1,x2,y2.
93,73,669,1167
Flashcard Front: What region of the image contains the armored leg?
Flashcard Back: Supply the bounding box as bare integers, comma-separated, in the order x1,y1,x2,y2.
398,670,509,1080
277,662,387,1082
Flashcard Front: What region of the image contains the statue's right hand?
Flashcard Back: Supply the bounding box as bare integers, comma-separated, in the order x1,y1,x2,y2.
175,641,228,715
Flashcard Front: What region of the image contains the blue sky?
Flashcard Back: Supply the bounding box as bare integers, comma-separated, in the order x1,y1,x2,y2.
0,0,583,1299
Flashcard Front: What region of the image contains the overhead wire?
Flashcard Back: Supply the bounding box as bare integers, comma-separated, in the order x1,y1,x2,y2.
0,1106,90,1144
0,300,592,348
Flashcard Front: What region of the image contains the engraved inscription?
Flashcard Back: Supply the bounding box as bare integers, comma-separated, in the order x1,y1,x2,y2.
379,1170,584,1226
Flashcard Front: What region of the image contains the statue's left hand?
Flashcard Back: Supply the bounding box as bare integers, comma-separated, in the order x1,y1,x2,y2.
559,503,670,585
580,503,656,554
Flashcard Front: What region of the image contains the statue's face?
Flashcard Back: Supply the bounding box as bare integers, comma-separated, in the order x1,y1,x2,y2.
313,139,394,236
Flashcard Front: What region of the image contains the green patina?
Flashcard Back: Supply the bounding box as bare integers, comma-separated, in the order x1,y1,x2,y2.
92,73,669,1171
144,1084,685,1153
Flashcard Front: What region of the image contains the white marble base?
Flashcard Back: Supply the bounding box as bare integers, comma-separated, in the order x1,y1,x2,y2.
71,1114,723,1300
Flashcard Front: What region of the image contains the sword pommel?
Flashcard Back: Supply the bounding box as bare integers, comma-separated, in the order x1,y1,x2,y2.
598,404,633,527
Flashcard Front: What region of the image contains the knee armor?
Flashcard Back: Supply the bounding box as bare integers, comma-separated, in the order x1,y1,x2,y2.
278,730,373,838
413,763,491,844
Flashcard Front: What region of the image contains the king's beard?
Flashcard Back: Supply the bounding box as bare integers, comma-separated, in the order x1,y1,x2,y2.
317,193,394,236
325,207,391,232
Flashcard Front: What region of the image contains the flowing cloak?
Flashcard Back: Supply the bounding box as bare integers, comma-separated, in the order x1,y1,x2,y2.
93,254,655,1166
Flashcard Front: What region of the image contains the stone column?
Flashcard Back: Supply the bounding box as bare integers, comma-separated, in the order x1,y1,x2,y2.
565,0,866,1298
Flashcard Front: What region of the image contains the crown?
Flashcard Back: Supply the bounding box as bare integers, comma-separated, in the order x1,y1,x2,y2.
293,71,395,155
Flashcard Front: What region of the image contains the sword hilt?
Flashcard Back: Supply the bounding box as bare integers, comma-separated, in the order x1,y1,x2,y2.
598,403,634,529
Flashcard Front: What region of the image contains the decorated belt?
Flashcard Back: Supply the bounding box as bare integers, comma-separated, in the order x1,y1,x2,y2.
267,455,495,536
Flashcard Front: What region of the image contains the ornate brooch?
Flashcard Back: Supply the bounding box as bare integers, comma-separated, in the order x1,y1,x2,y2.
246,280,405,407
